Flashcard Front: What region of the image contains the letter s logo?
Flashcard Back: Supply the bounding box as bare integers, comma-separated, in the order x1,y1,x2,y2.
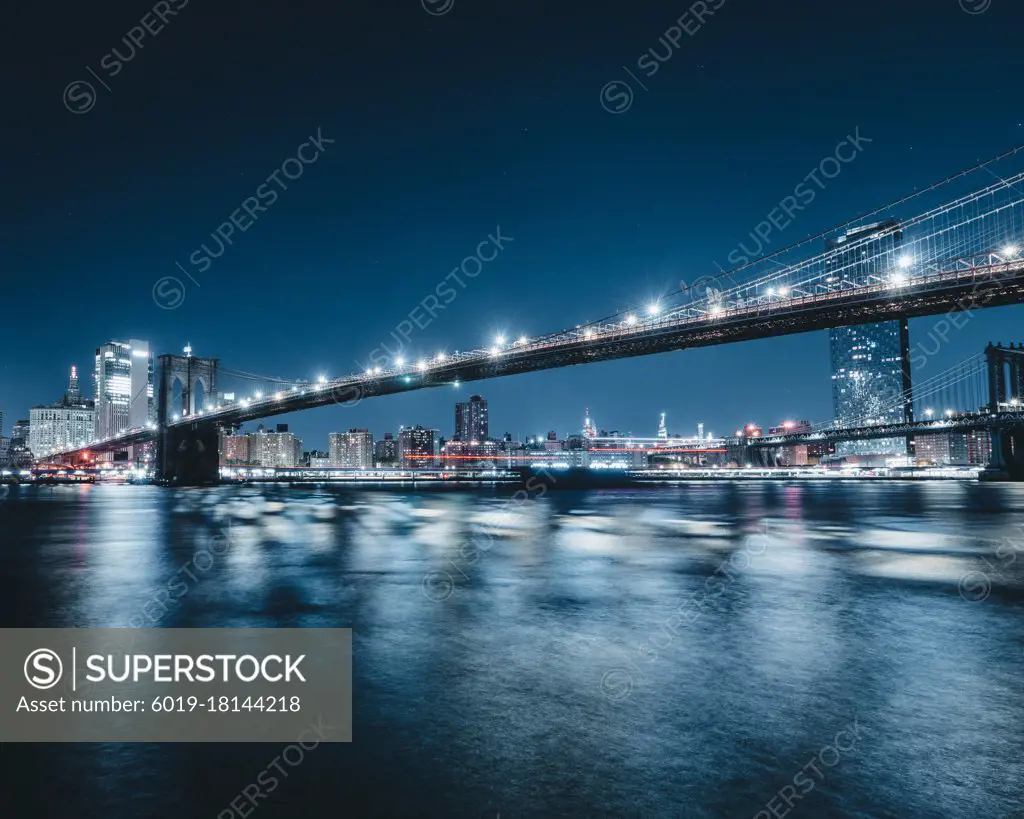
24,648,63,690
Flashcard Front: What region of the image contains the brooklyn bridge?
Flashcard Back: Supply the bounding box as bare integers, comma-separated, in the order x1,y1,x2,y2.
44,152,1024,483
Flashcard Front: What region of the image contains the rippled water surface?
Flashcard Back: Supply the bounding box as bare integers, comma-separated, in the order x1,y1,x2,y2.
1,481,1022,818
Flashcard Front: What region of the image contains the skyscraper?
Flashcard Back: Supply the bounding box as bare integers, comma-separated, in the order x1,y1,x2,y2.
454,395,488,442
29,367,96,457
826,222,912,458
94,339,154,439
66,367,80,404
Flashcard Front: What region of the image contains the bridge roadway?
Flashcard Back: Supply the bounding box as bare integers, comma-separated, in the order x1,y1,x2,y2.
60,257,1024,458
743,411,1024,448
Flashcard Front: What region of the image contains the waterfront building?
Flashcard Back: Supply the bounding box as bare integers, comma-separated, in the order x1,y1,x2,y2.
915,432,970,466
965,429,991,465
443,439,502,467
329,429,374,469
767,420,812,466
309,451,331,469
0,437,9,467
11,420,28,446
455,395,488,442
374,433,398,466
544,430,564,452
29,367,96,457
398,425,440,467
826,222,911,457
248,428,301,467
222,435,250,465
94,339,154,440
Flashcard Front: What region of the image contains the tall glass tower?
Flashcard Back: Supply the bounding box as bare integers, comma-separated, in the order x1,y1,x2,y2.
826,222,913,458
94,339,154,439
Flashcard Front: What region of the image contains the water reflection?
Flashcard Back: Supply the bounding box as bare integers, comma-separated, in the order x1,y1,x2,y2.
1,481,1022,818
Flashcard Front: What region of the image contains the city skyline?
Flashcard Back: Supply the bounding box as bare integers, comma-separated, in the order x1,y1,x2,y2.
5,1,1024,452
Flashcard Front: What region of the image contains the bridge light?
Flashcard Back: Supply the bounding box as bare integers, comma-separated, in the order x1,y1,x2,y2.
583,329,594,339
924,408,933,417
395,356,405,367
625,314,637,326
778,286,789,297
373,366,382,375
495,335,505,345
417,359,428,371
173,414,180,421
517,335,528,345
897,254,914,269
453,380,460,388
1002,243,1019,258
709,304,723,316
490,346,501,356
274,392,283,400
317,375,327,384
436,353,446,363
945,409,953,417
647,302,661,316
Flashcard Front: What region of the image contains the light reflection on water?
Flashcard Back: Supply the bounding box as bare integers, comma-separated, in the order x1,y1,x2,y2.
1,481,1022,818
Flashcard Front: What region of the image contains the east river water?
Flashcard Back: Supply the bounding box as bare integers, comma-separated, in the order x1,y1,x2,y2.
1,481,1021,817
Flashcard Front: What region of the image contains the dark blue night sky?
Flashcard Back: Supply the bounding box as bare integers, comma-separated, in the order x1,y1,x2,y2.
5,0,1024,447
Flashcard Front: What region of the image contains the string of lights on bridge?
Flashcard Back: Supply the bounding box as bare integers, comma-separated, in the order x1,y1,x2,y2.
61,143,1024,455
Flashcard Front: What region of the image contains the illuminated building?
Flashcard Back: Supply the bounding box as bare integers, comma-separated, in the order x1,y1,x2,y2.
657,413,668,439
329,429,374,469
11,420,29,447
248,426,301,467
398,425,439,467
0,437,9,467
826,222,912,457
915,432,970,466
767,420,812,466
374,433,397,466
222,435,250,465
966,429,991,465
443,439,502,467
455,395,488,442
544,430,564,452
29,367,96,457
94,339,154,440
582,407,597,439
307,450,331,468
